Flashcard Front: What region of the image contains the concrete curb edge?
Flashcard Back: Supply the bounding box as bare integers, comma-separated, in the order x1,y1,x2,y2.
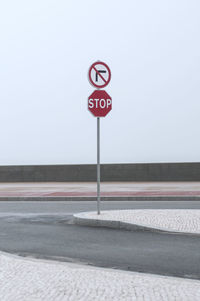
73,213,200,235
1,196,200,202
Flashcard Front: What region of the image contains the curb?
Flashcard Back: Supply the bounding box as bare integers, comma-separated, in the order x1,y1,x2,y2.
0,196,200,202
73,214,165,233
73,213,200,235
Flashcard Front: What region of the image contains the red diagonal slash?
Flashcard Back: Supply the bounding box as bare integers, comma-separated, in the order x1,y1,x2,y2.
92,65,107,83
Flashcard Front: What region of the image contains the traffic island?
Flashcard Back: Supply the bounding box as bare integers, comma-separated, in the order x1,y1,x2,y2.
74,209,200,234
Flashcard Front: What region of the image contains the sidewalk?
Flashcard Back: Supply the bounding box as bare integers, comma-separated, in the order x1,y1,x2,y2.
74,209,200,234
0,252,200,301
0,182,200,198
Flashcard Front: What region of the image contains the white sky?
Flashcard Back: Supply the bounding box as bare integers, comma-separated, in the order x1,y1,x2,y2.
0,0,199,165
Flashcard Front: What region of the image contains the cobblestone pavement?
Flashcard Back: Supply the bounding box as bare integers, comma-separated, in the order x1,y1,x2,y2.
0,253,200,301
76,209,200,234
0,182,200,197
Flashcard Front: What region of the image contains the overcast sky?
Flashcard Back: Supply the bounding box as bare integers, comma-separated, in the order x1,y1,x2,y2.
0,0,199,165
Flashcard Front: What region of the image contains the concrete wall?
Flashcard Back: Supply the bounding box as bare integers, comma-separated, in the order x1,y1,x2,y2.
0,163,199,182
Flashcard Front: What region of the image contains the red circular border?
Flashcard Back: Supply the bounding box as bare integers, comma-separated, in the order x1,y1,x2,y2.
88,61,111,88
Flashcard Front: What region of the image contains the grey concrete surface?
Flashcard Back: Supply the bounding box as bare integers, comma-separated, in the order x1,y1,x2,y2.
1,200,200,214
0,201,200,280
0,162,200,182
74,214,157,232
73,214,173,233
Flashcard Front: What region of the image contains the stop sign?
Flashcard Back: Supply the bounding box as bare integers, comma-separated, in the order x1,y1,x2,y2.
88,90,112,117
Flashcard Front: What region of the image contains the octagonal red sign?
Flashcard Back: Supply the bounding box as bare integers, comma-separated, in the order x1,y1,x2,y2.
88,90,112,117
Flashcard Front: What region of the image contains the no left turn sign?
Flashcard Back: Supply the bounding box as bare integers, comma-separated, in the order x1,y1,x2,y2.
88,61,111,88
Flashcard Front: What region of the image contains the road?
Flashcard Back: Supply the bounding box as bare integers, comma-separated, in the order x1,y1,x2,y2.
0,201,200,280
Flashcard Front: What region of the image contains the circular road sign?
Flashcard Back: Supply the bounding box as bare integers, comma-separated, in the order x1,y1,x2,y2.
88,61,111,89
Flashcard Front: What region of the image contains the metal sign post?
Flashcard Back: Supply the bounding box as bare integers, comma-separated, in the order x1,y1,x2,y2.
88,61,112,215
97,117,100,214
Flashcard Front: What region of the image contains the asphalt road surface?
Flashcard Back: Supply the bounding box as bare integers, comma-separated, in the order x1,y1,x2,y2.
0,201,200,280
